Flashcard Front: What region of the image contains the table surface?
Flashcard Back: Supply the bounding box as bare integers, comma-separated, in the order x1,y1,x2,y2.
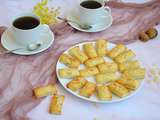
0,0,160,120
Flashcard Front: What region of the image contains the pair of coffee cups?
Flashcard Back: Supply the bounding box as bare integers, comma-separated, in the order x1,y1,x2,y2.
10,0,111,47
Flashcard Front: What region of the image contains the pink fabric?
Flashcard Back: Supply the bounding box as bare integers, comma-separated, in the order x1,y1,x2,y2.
0,0,160,119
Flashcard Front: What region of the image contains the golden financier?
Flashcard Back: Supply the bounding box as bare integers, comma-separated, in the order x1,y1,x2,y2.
95,73,118,84
96,39,107,57
98,62,118,73
83,43,97,58
107,44,126,58
67,77,87,91
116,75,140,90
79,67,99,77
59,68,79,78
50,95,65,115
79,81,96,98
108,82,129,98
34,85,57,98
96,85,112,100
118,60,140,72
114,50,135,63
69,46,88,63
85,57,105,67
123,68,146,80
59,54,80,68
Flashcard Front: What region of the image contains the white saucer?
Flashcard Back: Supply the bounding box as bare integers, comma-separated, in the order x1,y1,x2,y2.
67,11,112,32
1,28,54,55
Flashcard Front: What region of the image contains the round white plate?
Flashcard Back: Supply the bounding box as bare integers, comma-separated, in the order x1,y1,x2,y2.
67,11,112,32
56,41,143,103
1,28,54,55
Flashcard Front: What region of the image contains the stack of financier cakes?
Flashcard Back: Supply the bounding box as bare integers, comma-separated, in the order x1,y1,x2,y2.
58,39,146,101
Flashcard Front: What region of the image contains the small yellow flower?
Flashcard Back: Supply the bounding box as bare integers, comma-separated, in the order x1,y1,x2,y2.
33,0,59,25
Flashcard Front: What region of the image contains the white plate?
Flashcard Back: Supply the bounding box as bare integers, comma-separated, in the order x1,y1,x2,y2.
67,11,112,32
56,41,143,103
1,28,54,55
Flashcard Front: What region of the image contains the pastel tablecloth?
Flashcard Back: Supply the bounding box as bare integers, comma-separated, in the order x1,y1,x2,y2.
0,0,160,120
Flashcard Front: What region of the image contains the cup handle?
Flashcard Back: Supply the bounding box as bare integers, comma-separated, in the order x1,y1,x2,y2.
104,6,111,14
97,6,111,20
38,24,50,44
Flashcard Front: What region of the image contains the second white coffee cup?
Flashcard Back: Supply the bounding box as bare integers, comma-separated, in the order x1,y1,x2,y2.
78,0,111,25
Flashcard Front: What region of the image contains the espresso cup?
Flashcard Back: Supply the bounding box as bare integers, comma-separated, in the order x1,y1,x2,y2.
10,13,50,46
78,0,111,25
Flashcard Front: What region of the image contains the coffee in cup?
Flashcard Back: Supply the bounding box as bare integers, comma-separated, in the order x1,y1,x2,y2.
13,16,40,30
80,0,102,9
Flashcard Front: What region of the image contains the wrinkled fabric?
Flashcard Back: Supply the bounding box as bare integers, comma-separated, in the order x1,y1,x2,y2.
0,0,160,120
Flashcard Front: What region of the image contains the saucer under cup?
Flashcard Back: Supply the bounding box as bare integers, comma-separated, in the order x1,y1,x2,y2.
67,12,112,32
1,28,54,55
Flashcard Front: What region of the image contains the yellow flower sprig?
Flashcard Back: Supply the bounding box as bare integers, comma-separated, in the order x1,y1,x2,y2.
33,0,60,25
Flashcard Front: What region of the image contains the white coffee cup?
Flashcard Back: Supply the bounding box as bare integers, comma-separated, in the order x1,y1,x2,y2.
10,13,50,46
78,0,111,25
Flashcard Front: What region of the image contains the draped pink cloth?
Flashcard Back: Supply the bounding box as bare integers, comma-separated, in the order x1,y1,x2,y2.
0,0,160,119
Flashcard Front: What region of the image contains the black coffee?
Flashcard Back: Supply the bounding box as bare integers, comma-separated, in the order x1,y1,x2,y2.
80,1,102,9
13,16,40,30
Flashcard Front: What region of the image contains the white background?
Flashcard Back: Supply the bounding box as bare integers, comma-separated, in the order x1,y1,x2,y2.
0,0,160,120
